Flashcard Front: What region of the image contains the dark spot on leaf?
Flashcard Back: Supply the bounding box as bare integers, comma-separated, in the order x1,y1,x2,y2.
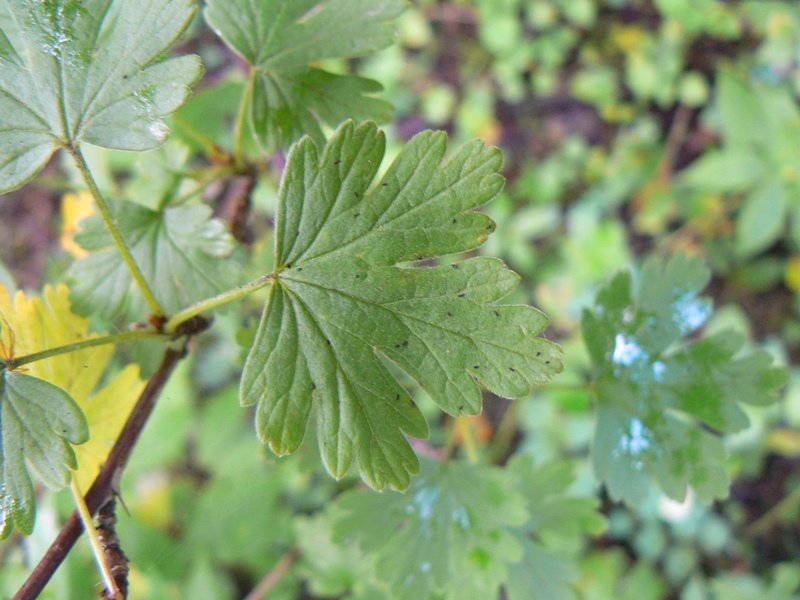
458,293,466,298
295,230,299,236
354,274,360,279
473,365,479,369
458,405,464,412
402,340,408,347
452,219,457,224
447,312,451,316
410,400,416,407
493,311,499,317
545,360,551,364
486,224,492,230
451,264,458,269
286,263,292,268
354,212,360,218
334,160,340,165
297,268,302,271
326,340,331,345
311,383,316,390
509,367,516,372
418,255,424,260
354,192,359,198
122,74,128,79
536,351,541,357
395,344,400,348
381,182,388,186
396,394,400,400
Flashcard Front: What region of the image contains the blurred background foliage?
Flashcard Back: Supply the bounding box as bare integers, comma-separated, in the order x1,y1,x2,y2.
2,0,800,598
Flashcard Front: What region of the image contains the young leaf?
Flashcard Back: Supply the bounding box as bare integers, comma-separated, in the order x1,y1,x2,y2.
203,0,402,149
0,0,202,194
68,202,241,320
582,254,787,504
241,121,562,491
0,369,88,538
0,284,144,522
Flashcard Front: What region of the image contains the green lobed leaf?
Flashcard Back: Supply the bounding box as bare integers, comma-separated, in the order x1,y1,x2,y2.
203,0,402,149
332,458,529,600
241,120,562,491
0,370,88,538
331,456,603,600
0,0,202,193
582,253,787,504
68,201,241,320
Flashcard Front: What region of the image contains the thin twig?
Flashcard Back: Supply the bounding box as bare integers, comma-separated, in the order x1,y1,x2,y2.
70,478,122,600
13,334,206,600
243,549,300,600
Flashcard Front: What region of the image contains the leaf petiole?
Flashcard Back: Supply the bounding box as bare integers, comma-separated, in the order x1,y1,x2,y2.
6,329,168,370
68,145,167,318
164,273,275,334
233,70,256,168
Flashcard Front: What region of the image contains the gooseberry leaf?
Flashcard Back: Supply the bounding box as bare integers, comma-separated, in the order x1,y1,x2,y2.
332,456,603,599
582,254,787,504
241,121,562,491
68,202,241,320
0,0,202,193
0,284,144,529
0,369,88,538
332,458,529,600
203,0,402,149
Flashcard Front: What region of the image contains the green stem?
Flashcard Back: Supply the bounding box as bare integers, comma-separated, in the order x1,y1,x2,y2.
234,71,255,168
743,483,800,538
165,274,274,334
70,478,122,600
488,403,518,465
68,145,166,317
7,329,167,370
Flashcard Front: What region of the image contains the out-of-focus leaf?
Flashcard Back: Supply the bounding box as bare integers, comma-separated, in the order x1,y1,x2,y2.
204,0,402,149
333,458,529,600
69,202,241,320
0,0,202,193
582,254,787,504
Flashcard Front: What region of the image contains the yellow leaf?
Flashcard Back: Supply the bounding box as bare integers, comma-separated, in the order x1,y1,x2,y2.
0,284,144,491
60,191,95,258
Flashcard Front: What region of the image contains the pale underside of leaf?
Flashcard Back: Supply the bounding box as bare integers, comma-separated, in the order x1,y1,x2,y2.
242,121,562,491
69,202,241,320
0,0,202,193
0,370,88,538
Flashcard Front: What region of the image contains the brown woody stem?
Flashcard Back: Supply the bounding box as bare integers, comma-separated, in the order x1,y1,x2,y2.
12,329,206,599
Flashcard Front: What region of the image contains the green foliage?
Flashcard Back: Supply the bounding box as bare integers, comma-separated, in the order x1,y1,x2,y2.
242,120,561,490
68,202,240,320
583,254,787,503
204,0,401,149
332,455,602,600
0,369,87,538
0,0,796,597
0,0,202,193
